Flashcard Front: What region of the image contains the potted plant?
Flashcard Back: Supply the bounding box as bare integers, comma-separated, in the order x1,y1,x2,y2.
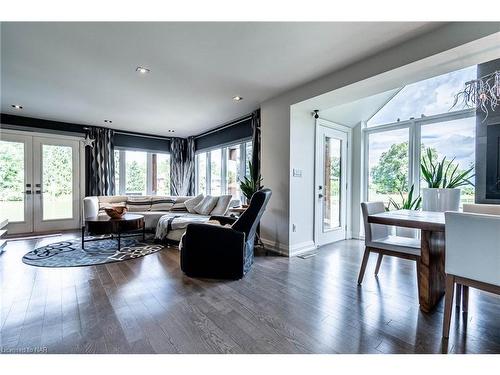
239,161,263,206
420,148,474,212
387,184,422,238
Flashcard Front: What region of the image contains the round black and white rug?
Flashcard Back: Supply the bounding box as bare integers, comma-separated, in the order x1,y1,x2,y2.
22,237,166,268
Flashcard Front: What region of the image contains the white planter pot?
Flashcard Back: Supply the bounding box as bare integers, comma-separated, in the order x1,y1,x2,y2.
396,226,419,239
422,188,461,212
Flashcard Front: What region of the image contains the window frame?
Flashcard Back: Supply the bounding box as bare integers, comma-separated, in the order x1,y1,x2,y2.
362,108,475,204
195,138,252,200
114,147,171,196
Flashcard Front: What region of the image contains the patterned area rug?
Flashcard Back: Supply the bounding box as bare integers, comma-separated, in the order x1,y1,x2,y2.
22,236,166,268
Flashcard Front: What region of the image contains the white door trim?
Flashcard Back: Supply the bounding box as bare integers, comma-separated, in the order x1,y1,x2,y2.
314,119,352,247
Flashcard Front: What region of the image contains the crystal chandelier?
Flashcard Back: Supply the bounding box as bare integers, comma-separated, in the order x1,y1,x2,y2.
452,70,500,120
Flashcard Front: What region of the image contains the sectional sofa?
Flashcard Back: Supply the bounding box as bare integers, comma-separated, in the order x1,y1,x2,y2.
83,195,239,242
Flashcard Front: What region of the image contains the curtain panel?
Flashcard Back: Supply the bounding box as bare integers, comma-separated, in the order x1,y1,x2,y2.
85,127,115,196
250,109,261,181
170,137,195,196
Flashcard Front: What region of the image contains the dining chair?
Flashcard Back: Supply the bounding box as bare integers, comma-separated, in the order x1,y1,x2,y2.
358,202,421,290
453,203,500,308
463,203,500,215
442,211,500,339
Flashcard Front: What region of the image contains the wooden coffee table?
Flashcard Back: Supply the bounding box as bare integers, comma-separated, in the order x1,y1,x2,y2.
82,213,145,251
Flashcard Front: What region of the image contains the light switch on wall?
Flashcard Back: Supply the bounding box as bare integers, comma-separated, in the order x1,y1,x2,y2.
293,168,302,177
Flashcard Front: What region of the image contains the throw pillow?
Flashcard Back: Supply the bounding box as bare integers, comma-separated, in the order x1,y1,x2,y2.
126,197,152,212
170,202,188,212
184,194,204,213
151,196,176,211
193,195,219,215
210,194,233,215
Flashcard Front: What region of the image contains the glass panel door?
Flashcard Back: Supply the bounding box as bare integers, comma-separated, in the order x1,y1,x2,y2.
315,124,349,246
323,136,342,231
33,137,80,232
0,134,33,233
42,144,74,220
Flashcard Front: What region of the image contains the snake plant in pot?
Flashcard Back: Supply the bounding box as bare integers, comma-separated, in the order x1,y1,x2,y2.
387,184,422,238
239,161,263,206
420,148,474,212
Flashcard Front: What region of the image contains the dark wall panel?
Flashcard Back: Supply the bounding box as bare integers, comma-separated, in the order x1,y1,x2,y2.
1,113,86,134
195,117,252,151
114,133,170,152
1,114,170,152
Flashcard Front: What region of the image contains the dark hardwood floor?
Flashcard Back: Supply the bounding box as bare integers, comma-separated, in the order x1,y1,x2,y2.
1,231,499,354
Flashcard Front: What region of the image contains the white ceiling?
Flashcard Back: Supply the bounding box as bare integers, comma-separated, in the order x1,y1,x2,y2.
320,88,401,127
1,22,444,137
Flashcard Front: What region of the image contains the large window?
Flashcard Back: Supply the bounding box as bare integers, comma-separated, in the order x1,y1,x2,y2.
114,149,171,196
364,65,477,209
420,117,475,204
367,128,410,207
367,66,477,126
196,140,252,201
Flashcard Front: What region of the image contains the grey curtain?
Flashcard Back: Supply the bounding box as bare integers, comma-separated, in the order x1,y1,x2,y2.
85,127,115,196
250,109,261,182
170,137,195,196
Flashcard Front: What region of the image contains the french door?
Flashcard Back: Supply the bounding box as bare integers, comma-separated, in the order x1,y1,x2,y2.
0,132,81,234
314,123,349,246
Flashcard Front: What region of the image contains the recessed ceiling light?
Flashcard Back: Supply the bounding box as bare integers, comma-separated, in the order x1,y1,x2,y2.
11,104,23,110
232,96,243,101
136,66,150,74
104,119,113,124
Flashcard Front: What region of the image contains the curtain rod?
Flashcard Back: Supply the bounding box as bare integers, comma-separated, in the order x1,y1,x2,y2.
194,114,253,139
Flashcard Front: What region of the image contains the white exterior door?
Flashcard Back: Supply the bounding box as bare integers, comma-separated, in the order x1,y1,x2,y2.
33,137,81,232
0,131,81,234
314,123,349,246
0,133,34,233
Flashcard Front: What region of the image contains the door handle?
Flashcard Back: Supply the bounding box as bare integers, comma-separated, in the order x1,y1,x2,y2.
25,190,32,195
35,190,42,194
318,194,324,198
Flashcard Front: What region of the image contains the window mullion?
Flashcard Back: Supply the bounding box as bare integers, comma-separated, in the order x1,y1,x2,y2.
206,152,211,195
221,148,227,195
413,120,422,197
119,150,126,195
146,153,153,195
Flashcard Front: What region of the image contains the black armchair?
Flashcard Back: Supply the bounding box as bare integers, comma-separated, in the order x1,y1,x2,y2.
180,188,272,279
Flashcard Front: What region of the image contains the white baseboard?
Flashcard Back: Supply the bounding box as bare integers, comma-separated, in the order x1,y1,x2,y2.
260,238,317,257
289,240,317,257
260,238,289,256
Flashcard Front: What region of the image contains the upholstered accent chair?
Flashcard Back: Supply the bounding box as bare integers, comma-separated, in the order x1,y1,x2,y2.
442,211,500,339
358,202,421,289
180,188,272,280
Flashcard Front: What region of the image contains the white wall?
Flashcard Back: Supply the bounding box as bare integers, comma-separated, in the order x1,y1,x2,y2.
260,95,291,253
289,107,316,253
260,23,500,256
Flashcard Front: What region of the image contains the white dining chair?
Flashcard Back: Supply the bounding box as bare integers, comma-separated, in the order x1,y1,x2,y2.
358,202,421,290
442,211,500,339
463,203,500,215
453,203,500,307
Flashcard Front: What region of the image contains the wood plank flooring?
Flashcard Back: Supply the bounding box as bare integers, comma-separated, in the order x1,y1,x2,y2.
1,232,499,354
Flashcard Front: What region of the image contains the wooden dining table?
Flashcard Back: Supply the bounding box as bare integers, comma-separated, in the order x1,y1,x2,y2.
367,209,446,313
